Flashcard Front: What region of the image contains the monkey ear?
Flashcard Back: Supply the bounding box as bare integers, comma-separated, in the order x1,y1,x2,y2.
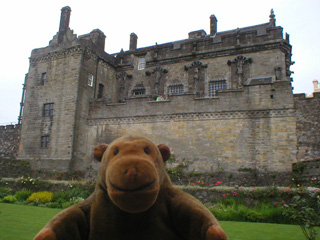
157,144,171,162
93,144,109,162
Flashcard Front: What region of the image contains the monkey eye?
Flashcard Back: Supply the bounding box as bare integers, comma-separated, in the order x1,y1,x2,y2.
144,147,150,155
114,148,119,155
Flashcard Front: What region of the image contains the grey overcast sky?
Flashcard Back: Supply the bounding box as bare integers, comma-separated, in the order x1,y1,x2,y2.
0,0,319,124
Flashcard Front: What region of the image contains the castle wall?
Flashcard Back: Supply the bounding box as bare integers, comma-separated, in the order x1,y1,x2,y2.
294,92,320,161
86,82,296,173
0,125,20,159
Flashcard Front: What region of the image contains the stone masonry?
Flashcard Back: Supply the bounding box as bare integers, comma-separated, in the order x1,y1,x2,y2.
16,7,314,179
294,92,320,162
0,124,20,159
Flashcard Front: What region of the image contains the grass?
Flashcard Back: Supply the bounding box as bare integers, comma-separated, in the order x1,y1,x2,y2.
0,203,312,240
0,203,61,240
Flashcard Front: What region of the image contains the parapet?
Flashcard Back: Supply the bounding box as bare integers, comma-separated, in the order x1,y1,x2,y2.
78,29,106,52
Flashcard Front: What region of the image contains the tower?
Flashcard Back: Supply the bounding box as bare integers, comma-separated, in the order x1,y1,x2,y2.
17,7,111,172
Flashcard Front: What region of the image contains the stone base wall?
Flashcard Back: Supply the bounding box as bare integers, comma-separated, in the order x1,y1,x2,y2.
86,86,297,174
292,159,320,184
0,124,20,159
294,93,320,162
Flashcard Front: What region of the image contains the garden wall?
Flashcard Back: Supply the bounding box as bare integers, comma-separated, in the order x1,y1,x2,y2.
0,124,20,159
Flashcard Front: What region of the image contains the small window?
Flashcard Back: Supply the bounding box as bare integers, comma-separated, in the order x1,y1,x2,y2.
138,58,146,70
41,72,47,85
43,103,54,117
87,73,94,87
209,80,227,97
97,83,104,99
41,135,50,148
133,89,146,96
169,84,184,94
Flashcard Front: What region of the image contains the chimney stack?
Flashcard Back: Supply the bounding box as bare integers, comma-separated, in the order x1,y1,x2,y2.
210,14,218,36
129,33,138,51
313,80,320,92
58,6,71,42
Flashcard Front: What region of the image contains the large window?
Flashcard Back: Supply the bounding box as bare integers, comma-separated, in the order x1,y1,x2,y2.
43,103,54,117
87,73,94,87
209,80,227,97
169,84,184,94
41,135,50,148
138,58,146,70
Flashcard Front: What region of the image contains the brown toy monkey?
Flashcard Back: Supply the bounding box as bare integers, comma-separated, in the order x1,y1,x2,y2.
34,136,228,240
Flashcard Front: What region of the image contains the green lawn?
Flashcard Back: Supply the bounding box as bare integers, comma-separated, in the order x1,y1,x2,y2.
0,203,311,240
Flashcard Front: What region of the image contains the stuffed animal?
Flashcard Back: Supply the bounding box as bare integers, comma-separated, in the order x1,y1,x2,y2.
34,136,228,240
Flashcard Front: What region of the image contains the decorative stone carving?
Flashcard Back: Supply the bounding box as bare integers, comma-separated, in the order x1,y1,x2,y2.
227,56,253,88
269,9,276,27
116,72,132,103
285,57,295,77
184,61,208,97
145,67,168,99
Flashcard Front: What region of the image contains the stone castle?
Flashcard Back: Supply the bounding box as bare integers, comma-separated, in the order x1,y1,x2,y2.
11,7,319,178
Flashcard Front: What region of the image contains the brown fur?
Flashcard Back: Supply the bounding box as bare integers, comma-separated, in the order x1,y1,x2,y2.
34,136,227,240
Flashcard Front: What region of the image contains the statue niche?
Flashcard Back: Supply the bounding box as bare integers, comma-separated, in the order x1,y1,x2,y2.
227,55,252,89
145,67,168,100
116,72,132,103
184,61,208,97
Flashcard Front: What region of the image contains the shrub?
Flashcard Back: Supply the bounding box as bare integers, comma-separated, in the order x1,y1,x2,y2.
61,197,84,209
27,191,53,204
283,187,320,240
2,195,17,203
46,202,62,209
0,187,11,199
65,185,90,199
14,189,33,201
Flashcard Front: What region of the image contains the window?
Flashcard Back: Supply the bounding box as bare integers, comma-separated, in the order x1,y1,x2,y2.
209,80,227,97
97,83,104,99
87,73,94,87
138,58,146,70
133,89,146,96
43,103,54,116
40,72,47,85
169,84,184,94
41,135,50,148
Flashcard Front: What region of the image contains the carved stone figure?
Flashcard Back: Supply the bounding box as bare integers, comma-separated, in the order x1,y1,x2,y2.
194,68,200,94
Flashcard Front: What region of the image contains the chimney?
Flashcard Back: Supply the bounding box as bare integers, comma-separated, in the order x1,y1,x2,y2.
210,14,218,36
58,6,71,42
129,33,138,51
313,80,320,92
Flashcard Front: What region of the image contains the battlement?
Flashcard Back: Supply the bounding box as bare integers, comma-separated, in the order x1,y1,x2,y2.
0,124,21,131
114,22,287,68
294,92,320,99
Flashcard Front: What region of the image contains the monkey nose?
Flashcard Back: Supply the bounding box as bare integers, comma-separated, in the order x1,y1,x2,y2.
125,167,137,180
